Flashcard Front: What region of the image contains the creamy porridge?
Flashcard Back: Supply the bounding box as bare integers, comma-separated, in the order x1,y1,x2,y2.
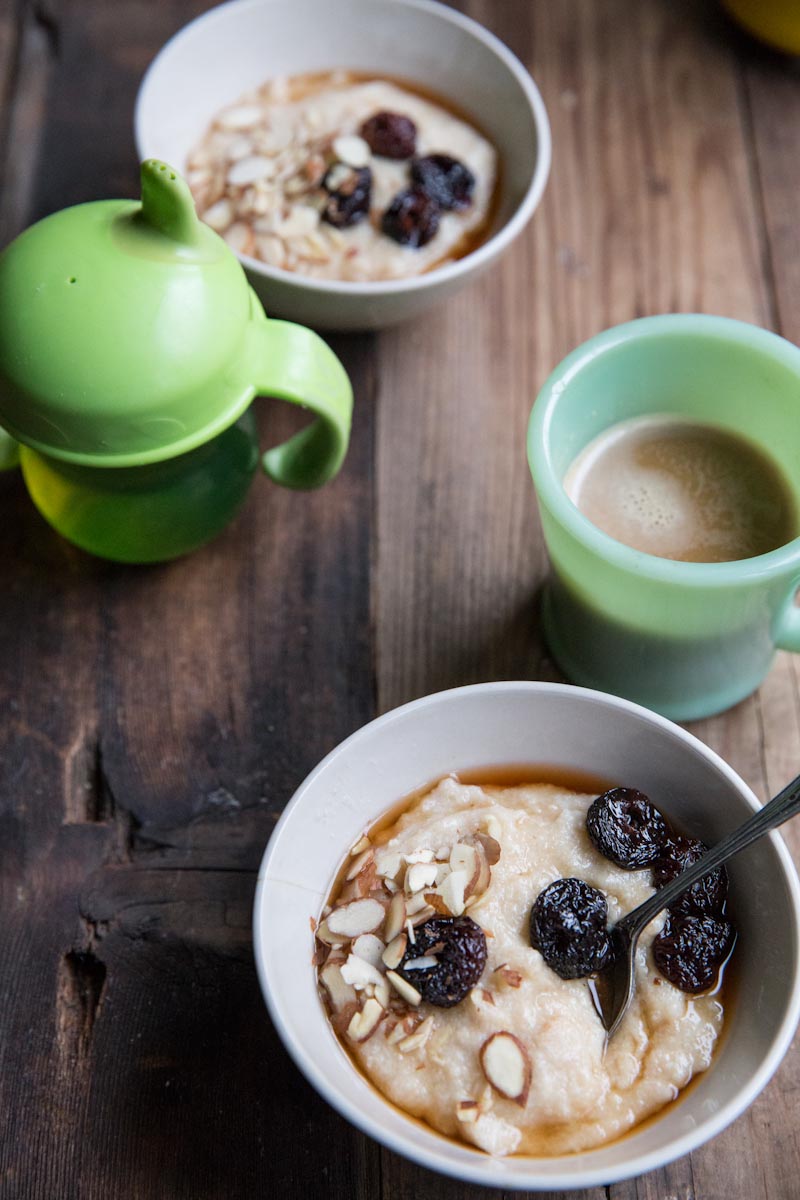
315,777,733,1157
186,73,498,281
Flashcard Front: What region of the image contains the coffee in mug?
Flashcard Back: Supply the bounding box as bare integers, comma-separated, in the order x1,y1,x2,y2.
564,415,797,563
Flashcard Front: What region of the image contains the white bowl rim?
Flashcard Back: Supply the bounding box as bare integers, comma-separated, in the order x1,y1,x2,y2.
253,680,800,1190
134,0,552,298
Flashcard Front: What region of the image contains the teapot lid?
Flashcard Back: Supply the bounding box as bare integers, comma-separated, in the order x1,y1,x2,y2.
0,161,262,466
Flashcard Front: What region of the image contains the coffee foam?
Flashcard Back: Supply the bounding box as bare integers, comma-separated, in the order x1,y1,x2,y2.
564,415,797,563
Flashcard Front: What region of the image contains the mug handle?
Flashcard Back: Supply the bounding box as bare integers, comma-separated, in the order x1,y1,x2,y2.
774,583,800,652
0,426,19,471
250,318,352,489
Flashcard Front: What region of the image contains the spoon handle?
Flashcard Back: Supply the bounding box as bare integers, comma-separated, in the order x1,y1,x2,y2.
622,772,800,933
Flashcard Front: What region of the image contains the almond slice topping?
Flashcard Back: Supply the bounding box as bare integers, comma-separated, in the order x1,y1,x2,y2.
405,863,438,894
351,933,385,968
475,831,501,865
386,970,422,1006
406,892,432,917
319,961,357,1012
439,868,469,916
479,1032,531,1106
315,919,344,947
346,847,374,880
340,953,390,1008
397,1015,434,1053
326,898,385,939
350,834,371,856
383,892,407,942
493,964,523,990
346,997,385,1043
381,932,408,970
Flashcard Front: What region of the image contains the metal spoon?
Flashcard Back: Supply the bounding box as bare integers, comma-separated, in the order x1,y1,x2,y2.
593,772,800,1040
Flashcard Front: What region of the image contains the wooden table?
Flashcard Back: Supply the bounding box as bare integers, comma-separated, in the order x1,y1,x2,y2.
2,0,800,1196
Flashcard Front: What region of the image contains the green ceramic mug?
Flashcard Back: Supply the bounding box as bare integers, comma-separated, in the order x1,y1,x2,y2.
527,314,800,720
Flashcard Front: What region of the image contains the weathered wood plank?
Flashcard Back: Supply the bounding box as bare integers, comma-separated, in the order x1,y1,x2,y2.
0,3,382,1197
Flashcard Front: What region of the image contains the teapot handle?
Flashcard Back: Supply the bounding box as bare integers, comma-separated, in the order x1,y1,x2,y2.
250,319,352,489
0,426,19,471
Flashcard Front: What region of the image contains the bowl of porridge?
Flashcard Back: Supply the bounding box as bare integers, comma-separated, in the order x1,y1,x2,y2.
134,0,550,330
253,681,800,1190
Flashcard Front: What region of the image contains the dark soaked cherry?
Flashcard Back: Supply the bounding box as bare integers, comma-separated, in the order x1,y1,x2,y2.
397,915,487,1007
653,836,728,916
410,154,475,211
359,110,417,159
529,878,611,980
381,188,440,247
321,164,372,228
586,788,669,870
652,911,735,993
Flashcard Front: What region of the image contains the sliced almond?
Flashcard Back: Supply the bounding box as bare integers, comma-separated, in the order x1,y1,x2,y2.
456,1100,480,1125
405,863,438,894
352,861,379,898
227,155,272,187
386,1021,408,1045
406,891,432,916
346,997,385,1043
217,103,264,130
315,919,343,947
325,162,352,191
469,987,495,1013
319,961,357,1012
475,831,501,866
404,848,435,865
255,234,285,268
382,932,407,970
352,933,385,968
384,892,407,942
479,1032,531,1106
493,964,523,990
277,205,319,238
350,834,371,856
346,848,374,880
340,953,389,1007
386,970,422,1006
222,222,255,256
402,955,438,972
470,841,492,897
326,898,385,939
375,851,403,882
408,904,436,926
333,133,371,167
481,814,503,842
450,843,478,879
397,1015,434,1053
423,891,451,916
439,869,469,916
202,198,233,232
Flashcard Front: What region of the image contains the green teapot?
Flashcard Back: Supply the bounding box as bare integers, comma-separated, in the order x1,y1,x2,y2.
0,160,352,562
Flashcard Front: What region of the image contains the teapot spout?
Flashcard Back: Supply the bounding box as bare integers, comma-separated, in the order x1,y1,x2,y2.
140,159,201,246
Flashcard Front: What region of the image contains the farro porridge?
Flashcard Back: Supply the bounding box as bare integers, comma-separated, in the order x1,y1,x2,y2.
186,72,498,282
315,775,734,1157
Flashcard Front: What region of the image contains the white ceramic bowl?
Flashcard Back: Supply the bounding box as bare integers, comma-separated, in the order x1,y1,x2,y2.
134,0,550,331
253,681,800,1191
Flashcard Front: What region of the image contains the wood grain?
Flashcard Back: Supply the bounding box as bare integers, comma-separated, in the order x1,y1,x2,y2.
1,0,800,1197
